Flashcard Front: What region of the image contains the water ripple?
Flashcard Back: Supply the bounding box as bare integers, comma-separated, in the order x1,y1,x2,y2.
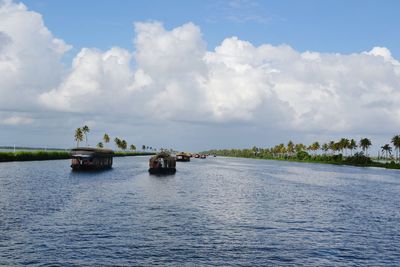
0,157,399,266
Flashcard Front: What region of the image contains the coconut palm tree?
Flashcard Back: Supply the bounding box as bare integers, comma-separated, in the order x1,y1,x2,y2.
339,138,350,156
322,143,329,155
82,125,90,146
130,144,136,151
114,137,121,150
359,138,372,156
381,144,392,160
142,145,146,151
391,135,400,162
295,143,306,153
349,139,357,156
311,142,320,155
287,141,294,157
103,134,110,147
121,140,127,151
97,142,104,148
328,141,335,155
74,128,84,147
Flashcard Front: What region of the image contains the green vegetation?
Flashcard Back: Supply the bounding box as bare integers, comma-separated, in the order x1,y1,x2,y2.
0,151,70,162
0,150,155,162
113,151,155,157
204,136,400,170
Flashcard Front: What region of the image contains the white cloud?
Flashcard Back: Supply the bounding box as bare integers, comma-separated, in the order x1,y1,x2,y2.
37,21,400,135
0,0,71,110
1,113,33,125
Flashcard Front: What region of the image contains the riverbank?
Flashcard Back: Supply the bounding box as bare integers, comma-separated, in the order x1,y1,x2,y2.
205,150,400,170
0,151,155,162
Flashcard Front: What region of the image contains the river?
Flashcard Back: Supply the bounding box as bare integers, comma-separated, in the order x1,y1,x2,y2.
0,156,399,266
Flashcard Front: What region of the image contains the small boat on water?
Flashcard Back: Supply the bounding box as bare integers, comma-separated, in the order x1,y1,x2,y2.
194,154,200,158
176,152,190,162
71,147,114,171
148,152,176,174
200,154,207,159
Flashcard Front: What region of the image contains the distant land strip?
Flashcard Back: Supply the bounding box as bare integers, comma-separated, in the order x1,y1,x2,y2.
0,150,155,162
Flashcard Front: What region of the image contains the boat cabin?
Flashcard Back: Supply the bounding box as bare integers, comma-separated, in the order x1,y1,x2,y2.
71,147,114,171
149,152,176,174
176,152,190,162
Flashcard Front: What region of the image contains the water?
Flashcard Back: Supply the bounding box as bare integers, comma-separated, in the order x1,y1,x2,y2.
1,157,399,266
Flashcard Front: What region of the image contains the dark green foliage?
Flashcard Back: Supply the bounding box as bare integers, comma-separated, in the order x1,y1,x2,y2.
0,151,70,162
296,151,310,160
113,151,155,157
344,152,372,166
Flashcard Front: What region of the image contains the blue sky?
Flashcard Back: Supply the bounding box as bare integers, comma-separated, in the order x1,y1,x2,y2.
23,0,400,59
1,0,400,152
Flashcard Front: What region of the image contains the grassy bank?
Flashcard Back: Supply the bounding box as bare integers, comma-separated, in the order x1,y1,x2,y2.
205,150,400,170
0,150,156,162
0,151,70,162
113,151,155,157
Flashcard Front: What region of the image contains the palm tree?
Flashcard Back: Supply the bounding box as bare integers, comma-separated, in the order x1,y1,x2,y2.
391,135,400,162
97,142,104,148
142,145,146,151
114,137,121,150
121,140,127,151
74,128,84,147
339,138,350,156
381,144,392,160
359,138,372,156
322,143,329,155
130,144,136,151
295,143,306,153
287,141,294,157
103,134,110,147
349,139,357,156
328,141,335,155
310,142,320,155
82,125,90,146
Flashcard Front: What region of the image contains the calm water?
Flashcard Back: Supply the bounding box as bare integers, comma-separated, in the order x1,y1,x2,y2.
1,157,399,266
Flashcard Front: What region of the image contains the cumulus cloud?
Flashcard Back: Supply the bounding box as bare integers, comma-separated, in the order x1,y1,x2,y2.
2,0,400,149
0,111,33,125
38,20,400,135
0,0,71,110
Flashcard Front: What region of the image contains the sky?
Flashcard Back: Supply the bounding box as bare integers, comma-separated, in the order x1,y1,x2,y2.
1,0,400,152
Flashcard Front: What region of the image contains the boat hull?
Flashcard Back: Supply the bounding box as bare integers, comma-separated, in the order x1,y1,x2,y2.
148,168,176,175
71,164,112,171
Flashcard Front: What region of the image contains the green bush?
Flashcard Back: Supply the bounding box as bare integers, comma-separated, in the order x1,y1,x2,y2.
344,152,372,165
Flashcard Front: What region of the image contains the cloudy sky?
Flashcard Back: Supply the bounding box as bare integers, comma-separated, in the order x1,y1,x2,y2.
1,0,400,152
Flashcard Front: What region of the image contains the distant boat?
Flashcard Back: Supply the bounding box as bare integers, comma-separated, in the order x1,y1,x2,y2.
200,154,206,159
194,154,200,158
148,152,176,174
71,147,114,171
176,152,190,162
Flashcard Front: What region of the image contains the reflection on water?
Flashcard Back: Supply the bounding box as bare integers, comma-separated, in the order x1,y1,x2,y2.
0,157,399,266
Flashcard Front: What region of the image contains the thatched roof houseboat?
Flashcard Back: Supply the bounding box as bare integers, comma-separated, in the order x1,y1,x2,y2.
71,147,114,171
176,152,190,162
149,152,176,174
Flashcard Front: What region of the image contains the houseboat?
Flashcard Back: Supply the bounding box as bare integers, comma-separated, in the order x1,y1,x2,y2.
176,152,190,162
71,147,114,171
149,152,176,174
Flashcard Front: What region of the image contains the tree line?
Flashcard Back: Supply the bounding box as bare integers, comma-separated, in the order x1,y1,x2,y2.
205,135,400,164
74,125,157,152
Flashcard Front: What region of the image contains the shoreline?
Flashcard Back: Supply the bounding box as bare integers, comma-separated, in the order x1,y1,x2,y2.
0,151,155,163
211,155,400,170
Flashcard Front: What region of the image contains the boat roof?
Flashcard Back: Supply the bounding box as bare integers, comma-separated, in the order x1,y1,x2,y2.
176,152,190,156
71,147,114,154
